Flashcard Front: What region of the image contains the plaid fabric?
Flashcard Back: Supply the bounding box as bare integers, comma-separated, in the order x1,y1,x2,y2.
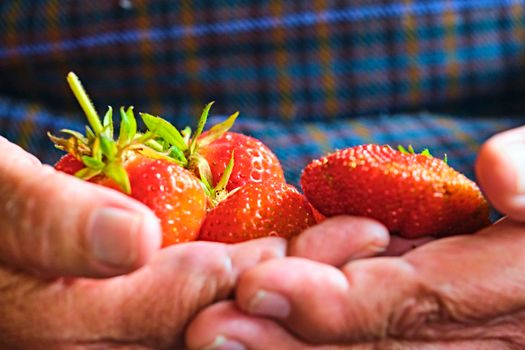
0,0,524,189
0,96,522,188
1,0,525,121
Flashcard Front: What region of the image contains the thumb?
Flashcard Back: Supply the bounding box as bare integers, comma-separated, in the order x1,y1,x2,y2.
0,137,162,278
476,125,525,221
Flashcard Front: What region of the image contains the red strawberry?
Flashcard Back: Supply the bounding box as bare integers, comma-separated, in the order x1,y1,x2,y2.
50,72,207,246
301,144,490,238
55,154,206,246
54,154,85,175
199,181,317,243
97,157,206,246
311,206,326,224
140,104,285,202
198,131,285,191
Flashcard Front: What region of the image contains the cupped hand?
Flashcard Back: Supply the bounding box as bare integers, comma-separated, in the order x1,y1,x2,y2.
0,136,162,278
0,137,291,349
185,126,525,350
0,237,286,349
187,218,524,350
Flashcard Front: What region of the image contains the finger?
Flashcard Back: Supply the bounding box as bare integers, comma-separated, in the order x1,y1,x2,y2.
289,216,389,266
0,238,286,349
186,302,513,350
237,219,525,344
382,235,435,256
236,256,416,343
186,301,325,350
105,238,286,346
476,124,525,221
0,138,162,278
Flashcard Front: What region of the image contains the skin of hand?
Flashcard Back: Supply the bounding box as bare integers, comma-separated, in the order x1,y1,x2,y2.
0,136,163,278
0,137,292,349
0,217,389,350
0,238,288,350
185,125,525,350
0,137,392,349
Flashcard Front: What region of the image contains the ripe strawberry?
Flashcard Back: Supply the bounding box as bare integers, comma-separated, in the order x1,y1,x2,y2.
140,103,285,202
50,72,207,246
55,153,85,175
301,144,490,238
199,181,317,243
198,131,285,191
97,157,206,246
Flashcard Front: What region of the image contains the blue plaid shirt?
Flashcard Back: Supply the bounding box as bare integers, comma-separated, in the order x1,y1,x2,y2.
0,0,523,186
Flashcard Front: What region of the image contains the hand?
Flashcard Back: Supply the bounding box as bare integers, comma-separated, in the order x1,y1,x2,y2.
185,125,525,350
0,237,287,349
0,136,162,278
476,124,525,222
0,137,291,349
183,216,394,350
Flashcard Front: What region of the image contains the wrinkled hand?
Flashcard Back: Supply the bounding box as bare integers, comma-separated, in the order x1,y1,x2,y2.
0,238,289,349
0,136,162,278
186,125,525,350
0,137,393,349
0,137,289,349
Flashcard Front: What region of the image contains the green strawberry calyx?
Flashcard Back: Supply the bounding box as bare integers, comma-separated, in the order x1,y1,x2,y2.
48,72,178,194
50,72,240,204
397,145,448,164
140,102,240,207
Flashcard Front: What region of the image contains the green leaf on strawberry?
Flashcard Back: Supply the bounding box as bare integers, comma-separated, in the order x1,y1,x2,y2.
189,101,214,154
397,144,447,163
51,72,209,247
140,112,188,154
102,107,114,139
139,101,283,204
196,111,239,148
49,72,179,194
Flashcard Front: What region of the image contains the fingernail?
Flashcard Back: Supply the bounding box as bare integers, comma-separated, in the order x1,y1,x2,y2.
506,143,525,193
350,228,388,259
87,207,154,268
350,243,387,259
201,335,246,350
248,289,290,319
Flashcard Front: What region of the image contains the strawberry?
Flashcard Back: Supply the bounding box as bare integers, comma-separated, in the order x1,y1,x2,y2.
139,103,285,203
55,153,85,175
197,131,285,192
97,157,206,246
199,181,317,243
300,144,490,238
50,72,207,246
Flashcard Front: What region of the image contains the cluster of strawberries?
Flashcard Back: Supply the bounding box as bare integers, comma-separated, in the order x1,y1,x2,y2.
52,73,318,246
51,73,491,247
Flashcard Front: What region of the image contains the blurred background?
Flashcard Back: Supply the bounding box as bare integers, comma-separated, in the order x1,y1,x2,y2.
0,0,523,186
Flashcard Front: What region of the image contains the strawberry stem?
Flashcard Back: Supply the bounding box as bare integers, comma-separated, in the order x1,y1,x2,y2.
398,144,448,162
67,72,104,135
